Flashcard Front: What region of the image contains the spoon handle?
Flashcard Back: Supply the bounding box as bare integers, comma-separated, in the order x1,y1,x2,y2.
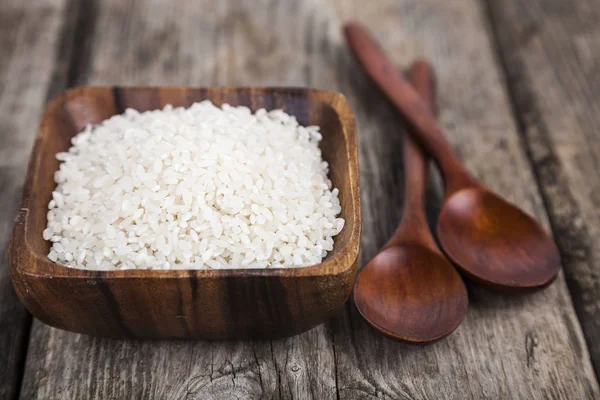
387,62,438,249
343,22,477,194
403,61,437,215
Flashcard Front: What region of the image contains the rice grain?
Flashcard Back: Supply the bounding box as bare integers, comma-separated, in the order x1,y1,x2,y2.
44,101,344,270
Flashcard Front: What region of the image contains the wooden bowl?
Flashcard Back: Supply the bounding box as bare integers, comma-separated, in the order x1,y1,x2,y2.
9,87,361,340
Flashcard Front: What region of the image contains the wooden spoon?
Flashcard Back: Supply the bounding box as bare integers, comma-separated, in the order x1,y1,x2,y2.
353,62,468,342
344,22,561,291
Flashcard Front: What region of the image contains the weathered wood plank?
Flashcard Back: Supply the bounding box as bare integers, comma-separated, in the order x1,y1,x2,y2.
0,0,68,398
329,0,600,398
484,0,600,377
16,0,600,399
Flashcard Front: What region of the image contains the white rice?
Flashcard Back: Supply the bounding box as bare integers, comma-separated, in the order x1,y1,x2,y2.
43,101,344,270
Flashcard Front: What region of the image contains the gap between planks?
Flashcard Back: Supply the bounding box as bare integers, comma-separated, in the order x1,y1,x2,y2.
482,0,600,380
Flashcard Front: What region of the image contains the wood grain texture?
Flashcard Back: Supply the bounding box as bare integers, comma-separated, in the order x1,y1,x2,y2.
11,0,600,399
0,0,68,398
10,86,360,340
484,0,600,377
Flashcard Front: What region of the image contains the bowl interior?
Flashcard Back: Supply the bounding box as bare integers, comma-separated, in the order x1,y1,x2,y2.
22,87,359,277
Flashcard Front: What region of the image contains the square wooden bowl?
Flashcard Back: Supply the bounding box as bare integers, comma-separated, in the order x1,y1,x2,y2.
9,87,361,340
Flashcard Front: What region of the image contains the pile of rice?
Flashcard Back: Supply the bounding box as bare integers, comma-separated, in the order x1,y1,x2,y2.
43,101,344,270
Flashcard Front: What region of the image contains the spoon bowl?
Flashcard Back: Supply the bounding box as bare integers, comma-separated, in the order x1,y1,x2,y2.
355,245,468,342
438,187,560,290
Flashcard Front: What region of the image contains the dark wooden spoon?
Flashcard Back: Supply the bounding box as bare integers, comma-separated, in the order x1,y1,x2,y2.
353,62,468,343
344,22,561,291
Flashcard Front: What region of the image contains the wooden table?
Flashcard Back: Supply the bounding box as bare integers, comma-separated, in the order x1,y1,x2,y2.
1,0,599,398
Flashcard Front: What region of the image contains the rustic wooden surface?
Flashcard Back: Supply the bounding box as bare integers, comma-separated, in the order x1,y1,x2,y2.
0,0,599,399
485,0,600,377
0,0,70,399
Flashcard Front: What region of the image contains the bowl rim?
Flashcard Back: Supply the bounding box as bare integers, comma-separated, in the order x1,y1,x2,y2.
10,86,361,280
